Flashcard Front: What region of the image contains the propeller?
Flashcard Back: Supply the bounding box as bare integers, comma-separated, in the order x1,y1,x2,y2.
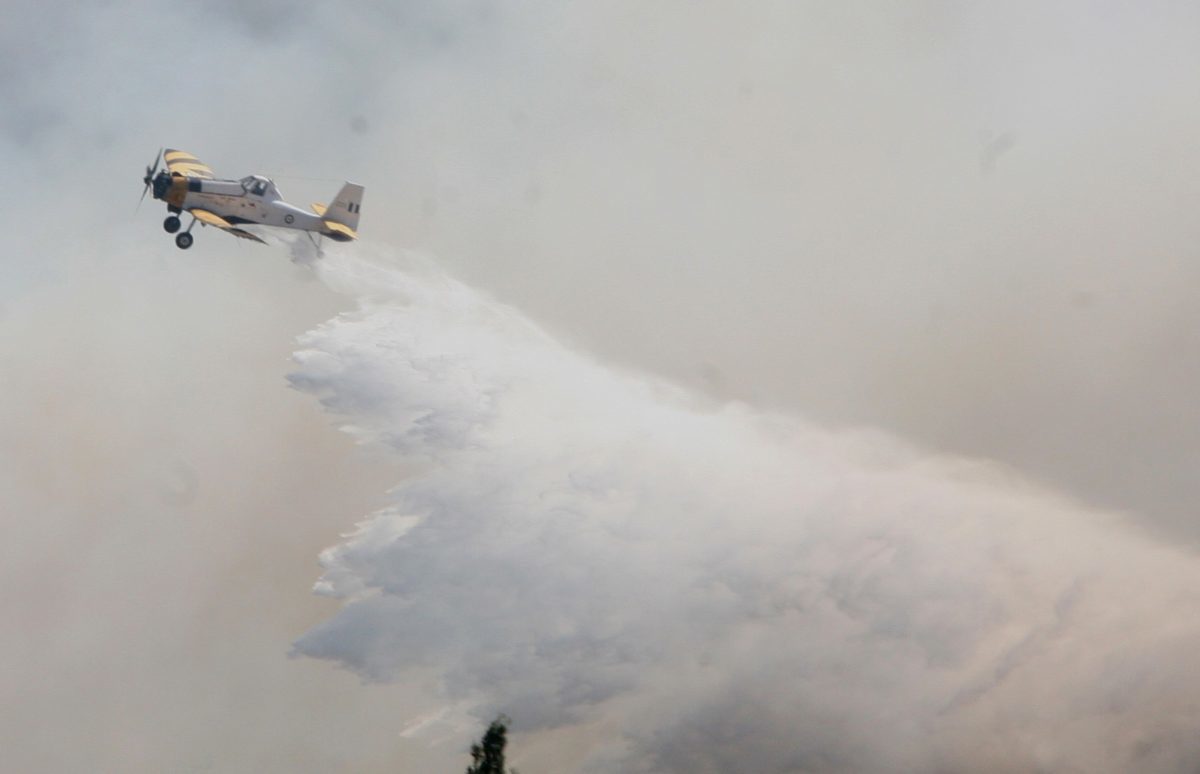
138,147,162,212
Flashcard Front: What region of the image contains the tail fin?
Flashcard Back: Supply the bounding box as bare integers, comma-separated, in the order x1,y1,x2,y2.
322,182,364,230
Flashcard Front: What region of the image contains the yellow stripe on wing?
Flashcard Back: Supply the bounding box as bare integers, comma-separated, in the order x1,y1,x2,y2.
189,209,267,244
191,208,233,228
172,163,215,179
164,148,215,179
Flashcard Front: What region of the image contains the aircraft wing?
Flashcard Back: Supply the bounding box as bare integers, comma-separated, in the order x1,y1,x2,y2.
190,208,267,244
164,149,215,179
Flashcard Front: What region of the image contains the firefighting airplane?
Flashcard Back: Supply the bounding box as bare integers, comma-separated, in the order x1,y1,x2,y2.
139,148,362,250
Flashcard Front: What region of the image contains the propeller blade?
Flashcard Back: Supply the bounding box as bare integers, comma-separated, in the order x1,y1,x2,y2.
138,148,163,214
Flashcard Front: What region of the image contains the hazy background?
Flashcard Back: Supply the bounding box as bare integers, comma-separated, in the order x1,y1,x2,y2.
5,1,1200,771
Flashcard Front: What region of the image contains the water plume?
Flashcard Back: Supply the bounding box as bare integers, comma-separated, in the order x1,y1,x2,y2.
291,247,1200,772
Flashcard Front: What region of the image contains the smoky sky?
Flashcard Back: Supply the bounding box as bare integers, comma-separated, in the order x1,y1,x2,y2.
6,1,1200,772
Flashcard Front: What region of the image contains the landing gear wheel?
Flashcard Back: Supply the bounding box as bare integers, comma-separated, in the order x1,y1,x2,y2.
163,215,181,233
175,232,194,250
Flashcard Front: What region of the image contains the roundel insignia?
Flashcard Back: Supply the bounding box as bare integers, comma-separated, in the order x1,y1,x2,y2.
284,214,295,224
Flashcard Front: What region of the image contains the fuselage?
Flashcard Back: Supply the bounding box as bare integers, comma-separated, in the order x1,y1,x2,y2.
153,172,325,232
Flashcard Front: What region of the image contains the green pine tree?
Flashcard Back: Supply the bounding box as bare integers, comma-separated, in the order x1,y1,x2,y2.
465,715,516,774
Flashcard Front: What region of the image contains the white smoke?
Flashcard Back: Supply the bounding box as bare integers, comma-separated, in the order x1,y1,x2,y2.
290,247,1200,773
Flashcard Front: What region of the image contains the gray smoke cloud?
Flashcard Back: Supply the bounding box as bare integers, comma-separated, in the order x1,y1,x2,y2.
7,0,1200,771
0,247,449,772
290,248,1200,772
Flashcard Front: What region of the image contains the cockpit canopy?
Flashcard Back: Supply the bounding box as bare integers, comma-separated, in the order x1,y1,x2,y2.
239,175,279,198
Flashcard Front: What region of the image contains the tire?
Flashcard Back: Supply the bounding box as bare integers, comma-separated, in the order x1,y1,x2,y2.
163,215,181,233
175,232,194,250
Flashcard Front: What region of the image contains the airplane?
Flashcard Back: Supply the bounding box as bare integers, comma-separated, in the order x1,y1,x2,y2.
139,148,363,250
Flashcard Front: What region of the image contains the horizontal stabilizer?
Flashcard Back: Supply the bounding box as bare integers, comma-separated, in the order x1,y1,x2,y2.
322,220,357,241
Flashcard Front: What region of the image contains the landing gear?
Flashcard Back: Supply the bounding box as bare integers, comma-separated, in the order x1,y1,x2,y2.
173,213,198,249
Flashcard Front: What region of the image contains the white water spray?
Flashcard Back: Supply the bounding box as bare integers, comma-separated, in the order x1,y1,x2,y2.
290,247,1200,773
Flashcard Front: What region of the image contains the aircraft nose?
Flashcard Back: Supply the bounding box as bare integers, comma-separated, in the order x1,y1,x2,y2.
151,171,169,200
